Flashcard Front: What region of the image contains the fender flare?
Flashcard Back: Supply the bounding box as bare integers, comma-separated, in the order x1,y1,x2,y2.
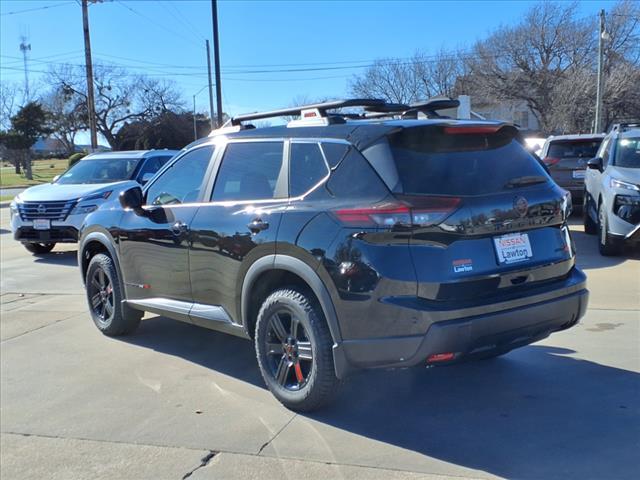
78,230,123,288
241,254,350,379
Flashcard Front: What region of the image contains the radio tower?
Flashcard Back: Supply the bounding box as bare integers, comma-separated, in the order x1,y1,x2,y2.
19,36,31,103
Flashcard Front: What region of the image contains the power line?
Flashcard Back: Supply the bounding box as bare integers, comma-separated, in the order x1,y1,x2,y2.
0,1,74,16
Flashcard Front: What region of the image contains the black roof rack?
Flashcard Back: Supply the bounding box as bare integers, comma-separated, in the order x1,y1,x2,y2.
229,99,386,126
609,121,640,133
363,97,461,119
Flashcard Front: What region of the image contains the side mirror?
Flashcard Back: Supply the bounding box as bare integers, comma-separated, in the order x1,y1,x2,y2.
140,172,155,185
52,175,60,182
119,186,144,214
587,157,603,171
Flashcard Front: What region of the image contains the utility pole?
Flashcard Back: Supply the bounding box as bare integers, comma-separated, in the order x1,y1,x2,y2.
19,36,30,103
594,9,606,133
82,0,98,150
211,0,223,127
193,94,197,140
205,40,215,130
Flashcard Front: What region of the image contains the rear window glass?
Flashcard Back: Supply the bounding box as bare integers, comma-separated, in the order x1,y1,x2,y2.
388,126,549,196
548,140,602,159
614,137,640,168
327,148,388,199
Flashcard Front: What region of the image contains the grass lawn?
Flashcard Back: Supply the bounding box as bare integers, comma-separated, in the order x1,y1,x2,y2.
0,159,69,187
0,194,15,202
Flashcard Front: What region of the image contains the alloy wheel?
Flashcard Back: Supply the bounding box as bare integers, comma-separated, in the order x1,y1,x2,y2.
264,310,314,391
89,267,114,324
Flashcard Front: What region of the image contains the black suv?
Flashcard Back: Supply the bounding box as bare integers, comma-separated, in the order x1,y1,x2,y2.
78,99,588,411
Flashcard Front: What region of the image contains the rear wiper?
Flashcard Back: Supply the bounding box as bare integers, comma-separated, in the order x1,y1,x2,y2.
504,176,548,188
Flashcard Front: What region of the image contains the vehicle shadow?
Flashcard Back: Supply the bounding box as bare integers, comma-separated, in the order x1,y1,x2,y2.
124,317,639,480
32,250,78,267
0,228,10,235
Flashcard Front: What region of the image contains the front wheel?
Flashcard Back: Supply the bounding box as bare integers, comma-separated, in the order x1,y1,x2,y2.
86,253,142,336
583,193,597,235
255,288,339,412
598,203,622,256
24,242,55,254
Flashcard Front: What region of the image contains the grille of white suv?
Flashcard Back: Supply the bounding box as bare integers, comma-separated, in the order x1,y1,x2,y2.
18,200,77,221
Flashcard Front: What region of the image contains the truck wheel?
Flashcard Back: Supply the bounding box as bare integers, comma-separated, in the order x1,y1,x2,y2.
24,242,55,254
598,203,622,256
255,287,339,412
86,253,142,336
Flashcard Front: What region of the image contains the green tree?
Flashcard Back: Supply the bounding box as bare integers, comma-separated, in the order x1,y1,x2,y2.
0,102,52,179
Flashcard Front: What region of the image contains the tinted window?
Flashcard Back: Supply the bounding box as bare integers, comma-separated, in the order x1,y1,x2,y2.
57,158,140,184
321,142,350,168
614,137,640,168
146,146,213,205
388,127,549,196
547,140,602,159
138,155,172,179
326,148,389,199
601,139,612,167
290,143,329,197
212,142,284,201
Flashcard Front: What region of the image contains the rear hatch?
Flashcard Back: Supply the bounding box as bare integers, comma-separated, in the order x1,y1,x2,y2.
542,138,602,189
377,124,574,302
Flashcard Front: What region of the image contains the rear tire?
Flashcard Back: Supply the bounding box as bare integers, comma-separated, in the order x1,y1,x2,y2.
24,242,55,254
85,253,142,336
255,287,339,412
598,202,622,256
583,193,597,235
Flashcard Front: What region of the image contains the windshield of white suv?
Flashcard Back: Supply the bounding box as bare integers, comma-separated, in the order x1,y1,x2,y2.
614,137,640,168
56,158,141,184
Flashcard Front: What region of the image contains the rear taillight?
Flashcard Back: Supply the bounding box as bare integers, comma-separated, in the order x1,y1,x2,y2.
334,197,460,228
543,157,561,167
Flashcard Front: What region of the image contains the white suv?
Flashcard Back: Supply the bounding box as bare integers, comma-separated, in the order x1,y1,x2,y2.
10,150,177,254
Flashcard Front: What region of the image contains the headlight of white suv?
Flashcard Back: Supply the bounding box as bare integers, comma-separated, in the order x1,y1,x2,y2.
70,191,112,215
609,178,640,192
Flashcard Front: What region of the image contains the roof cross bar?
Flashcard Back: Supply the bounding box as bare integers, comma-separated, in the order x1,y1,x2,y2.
229,98,386,126
363,97,461,119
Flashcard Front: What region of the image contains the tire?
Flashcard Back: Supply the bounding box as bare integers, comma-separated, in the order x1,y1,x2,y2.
24,242,55,254
85,253,142,336
583,193,598,235
255,287,339,412
597,202,622,256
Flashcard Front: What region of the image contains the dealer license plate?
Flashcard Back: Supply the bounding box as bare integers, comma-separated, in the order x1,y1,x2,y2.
572,170,586,179
33,219,50,230
494,232,532,264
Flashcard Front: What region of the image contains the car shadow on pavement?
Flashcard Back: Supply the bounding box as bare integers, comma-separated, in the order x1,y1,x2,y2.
0,228,11,235
32,251,78,267
123,317,639,480
571,229,640,270
311,346,639,480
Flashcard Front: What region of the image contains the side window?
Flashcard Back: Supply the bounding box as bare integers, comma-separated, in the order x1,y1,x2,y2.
212,142,285,201
145,146,213,205
138,155,172,180
321,142,350,168
326,148,389,199
290,142,329,197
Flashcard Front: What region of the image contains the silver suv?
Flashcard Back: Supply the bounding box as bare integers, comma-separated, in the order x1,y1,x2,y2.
10,150,177,254
583,123,640,255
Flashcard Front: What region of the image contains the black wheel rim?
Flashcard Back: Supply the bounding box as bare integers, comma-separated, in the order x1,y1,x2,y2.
264,309,313,391
88,267,114,324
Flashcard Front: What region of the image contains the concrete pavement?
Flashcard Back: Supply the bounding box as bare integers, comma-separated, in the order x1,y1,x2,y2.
1,206,638,479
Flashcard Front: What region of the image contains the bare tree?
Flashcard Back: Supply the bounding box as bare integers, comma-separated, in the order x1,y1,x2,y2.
42,86,87,155
0,82,23,131
48,63,184,149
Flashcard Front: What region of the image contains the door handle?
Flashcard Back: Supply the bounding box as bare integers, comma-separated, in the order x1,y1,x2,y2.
248,218,269,233
170,221,189,236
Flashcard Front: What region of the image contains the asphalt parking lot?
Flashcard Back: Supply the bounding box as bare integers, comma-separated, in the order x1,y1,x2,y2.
1,206,639,480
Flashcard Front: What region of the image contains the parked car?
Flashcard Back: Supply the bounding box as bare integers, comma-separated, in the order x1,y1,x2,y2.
583,123,640,255
77,99,587,411
10,150,178,254
539,134,605,206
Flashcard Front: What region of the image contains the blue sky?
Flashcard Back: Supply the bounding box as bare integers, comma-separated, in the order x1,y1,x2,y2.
1,0,617,141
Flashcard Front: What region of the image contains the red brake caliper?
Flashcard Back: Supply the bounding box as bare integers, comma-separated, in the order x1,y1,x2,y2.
294,362,304,383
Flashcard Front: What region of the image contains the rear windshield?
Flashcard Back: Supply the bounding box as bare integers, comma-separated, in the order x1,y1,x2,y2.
387,126,549,196
547,139,602,159
614,137,640,168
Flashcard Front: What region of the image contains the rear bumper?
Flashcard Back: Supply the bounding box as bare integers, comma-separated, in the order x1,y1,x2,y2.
338,268,588,370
